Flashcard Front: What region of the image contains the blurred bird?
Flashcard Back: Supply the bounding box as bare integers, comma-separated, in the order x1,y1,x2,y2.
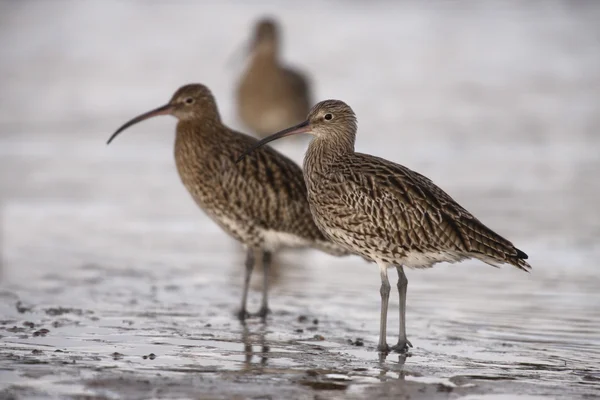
238,99,531,352
107,84,347,320
236,17,312,138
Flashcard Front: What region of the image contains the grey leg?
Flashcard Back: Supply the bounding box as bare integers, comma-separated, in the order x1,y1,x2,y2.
391,265,413,353
257,251,272,319
237,247,255,321
376,261,390,353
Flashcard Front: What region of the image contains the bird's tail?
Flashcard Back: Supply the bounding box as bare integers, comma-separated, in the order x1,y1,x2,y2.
475,246,531,272
511,248,532,272
457,217,531,272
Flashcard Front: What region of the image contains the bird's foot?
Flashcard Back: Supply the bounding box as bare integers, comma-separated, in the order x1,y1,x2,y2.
254,306,271,320
390,339,413,353
236,309,250,321
376,343,390,353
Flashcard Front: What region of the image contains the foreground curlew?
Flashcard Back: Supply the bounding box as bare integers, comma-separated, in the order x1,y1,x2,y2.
237,100,531,352
236,17,312,137
107,85,347,320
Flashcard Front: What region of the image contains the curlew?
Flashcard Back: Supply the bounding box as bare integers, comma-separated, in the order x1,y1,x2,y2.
237,100,531,352
236,17,312,138
107,85,347,320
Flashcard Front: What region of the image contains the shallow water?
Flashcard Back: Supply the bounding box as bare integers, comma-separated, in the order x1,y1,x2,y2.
1,1,600,399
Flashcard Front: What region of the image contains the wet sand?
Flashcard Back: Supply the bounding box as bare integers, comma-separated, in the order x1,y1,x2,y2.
1,243,599,399
1,1,600,399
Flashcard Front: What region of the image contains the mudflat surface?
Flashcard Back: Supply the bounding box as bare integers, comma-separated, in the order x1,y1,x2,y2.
1,1,600,399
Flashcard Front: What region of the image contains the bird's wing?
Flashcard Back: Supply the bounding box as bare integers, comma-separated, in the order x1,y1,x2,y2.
324,153,529,270
218,131,326,241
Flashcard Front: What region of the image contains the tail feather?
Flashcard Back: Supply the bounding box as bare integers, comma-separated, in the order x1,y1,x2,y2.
474,246,531,272
456,217,531,273
516,248,529,259
513,251,532,272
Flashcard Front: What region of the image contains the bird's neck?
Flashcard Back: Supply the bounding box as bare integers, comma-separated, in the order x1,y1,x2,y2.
174,118,232,189
303,135,355,178
250,48,279,70
175,118,223,156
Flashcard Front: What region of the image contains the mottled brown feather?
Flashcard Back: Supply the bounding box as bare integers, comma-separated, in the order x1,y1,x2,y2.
299,100,530,271
171,87,345,257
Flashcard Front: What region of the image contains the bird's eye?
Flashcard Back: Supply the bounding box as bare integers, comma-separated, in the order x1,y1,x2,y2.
324,113,333,121
185,97,194,105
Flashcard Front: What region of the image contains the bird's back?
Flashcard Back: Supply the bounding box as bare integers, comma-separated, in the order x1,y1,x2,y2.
237,58,311,137
306,151,530,271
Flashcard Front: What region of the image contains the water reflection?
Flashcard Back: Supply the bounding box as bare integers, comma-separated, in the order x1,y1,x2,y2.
377,353,408,381
241,324,269,371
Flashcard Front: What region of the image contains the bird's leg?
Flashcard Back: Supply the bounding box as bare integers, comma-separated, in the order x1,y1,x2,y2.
377,261,391,353
391,265,413,353
257,250,272,320
237,247,255,321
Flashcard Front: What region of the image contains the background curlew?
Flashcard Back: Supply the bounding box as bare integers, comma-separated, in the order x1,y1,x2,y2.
236,17,312,138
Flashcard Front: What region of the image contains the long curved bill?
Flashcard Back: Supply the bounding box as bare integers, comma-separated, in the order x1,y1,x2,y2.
235,120,311,163
106,104,173,145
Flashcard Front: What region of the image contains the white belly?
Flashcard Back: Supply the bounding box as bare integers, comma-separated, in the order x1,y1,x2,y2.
209,212,311,252
262,230,311,252
397,250,468,269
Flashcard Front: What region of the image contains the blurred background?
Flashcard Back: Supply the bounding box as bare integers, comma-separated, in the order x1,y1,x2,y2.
2,0,599,278
1,0,599,397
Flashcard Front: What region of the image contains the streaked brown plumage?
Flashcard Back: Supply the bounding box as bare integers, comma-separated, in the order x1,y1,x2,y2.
236,18,311,137
237,99,531,352
107,84,347,320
